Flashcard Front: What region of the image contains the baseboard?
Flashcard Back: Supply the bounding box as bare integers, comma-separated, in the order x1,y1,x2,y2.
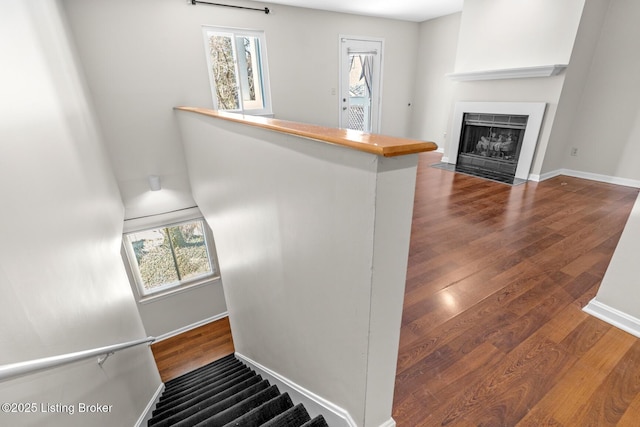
135,383,164,427
154,312,229,343
528,169,560,182
379,418,397,427
235,352,357,427
533,168,640,188
584,299,640,338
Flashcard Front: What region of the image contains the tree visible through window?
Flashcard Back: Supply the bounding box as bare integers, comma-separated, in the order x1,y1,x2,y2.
124,219,217,296
203,26,271,115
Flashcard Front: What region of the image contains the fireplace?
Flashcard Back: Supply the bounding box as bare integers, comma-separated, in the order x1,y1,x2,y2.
445,102,546,185
456,113,527,184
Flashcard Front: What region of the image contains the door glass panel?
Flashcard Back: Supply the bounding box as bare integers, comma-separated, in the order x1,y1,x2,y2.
340,38,381,133
348,54,372,132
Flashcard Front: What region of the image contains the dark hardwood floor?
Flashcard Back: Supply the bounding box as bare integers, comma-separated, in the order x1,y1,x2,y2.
392,151,640,427
152,151,640,426
151,316,234,383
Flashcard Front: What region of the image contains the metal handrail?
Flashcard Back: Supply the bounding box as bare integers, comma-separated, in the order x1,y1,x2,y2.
0,336,155,382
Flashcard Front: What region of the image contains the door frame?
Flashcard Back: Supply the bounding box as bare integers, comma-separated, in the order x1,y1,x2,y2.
338,35,385,133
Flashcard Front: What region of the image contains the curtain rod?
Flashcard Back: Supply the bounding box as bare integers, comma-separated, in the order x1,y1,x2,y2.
190,0,270,14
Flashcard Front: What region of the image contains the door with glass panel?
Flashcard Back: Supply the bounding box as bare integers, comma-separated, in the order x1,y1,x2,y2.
339,37,383,133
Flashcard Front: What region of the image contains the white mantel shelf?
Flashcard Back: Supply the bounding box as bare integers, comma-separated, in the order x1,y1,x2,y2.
447,64,568,81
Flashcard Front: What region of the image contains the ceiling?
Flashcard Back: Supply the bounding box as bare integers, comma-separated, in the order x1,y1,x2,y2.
251,0,463,22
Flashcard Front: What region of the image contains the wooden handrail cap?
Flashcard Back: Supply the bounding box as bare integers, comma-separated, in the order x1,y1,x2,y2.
175,107,437,157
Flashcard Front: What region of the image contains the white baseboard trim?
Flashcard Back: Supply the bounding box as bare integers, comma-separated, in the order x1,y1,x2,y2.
528,169,559,182
584,299,640,339
154,312,229,343
135,383,164,427
533,168,640,188
235,352,357,427
379,418,397,427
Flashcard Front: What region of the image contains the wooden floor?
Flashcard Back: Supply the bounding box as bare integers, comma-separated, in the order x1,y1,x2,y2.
151,151,640,426
151,316,234,383
393,151,640,426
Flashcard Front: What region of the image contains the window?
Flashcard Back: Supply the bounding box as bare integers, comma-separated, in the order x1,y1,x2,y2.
202,26,272,115
123,219,218,298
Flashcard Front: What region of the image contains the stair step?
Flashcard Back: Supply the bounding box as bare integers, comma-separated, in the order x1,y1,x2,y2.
259,403,312,427
150,380,270,427
184,385,280,427
221,392,294,426
162,360,244,394
150,353,328,427
170,384,280,427
164,357,241,390
154,380,269,427
301,415,330,427
164,354,236,387
152,374,261,420
159,365,251,403
153,370,262,416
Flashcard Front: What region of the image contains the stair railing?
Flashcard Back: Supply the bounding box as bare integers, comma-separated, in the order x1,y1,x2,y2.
0,336,155,382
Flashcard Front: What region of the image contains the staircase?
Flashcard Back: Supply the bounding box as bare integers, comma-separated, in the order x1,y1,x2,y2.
148,354,329,427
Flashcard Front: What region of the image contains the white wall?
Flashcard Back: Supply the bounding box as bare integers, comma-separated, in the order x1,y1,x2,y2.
62,0,418,336
121,208,228,338
409,12,461,148
439,0,586,177
585,192,640,333
541,0,610,174
177,111,418,426
580,0,640,340
561,0,640,181
454,0,585,72
0,1,160,425
135,280,227,338
421,0,638,183
61,0,419,220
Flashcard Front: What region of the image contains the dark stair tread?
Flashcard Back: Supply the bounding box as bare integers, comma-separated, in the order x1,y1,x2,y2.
172,384,280,427
149,378,267,427
161,362,245,398
259,403,312,427
164,359,241,392
221,392,294,426
164,354,236,387
151,352,327,427
164,357,241,388
300,415,330,427
155,369,256,413
152,374,261,420
159,365,251,403
153,371,262,416
162,360,245,394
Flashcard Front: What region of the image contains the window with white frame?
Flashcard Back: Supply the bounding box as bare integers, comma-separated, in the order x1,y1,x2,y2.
123,218,218,298
202,26,272,115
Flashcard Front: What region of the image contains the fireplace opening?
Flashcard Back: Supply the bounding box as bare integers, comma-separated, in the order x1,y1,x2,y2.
456,113,528,184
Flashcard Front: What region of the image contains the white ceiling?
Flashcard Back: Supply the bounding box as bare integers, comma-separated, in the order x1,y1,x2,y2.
253,0,463,22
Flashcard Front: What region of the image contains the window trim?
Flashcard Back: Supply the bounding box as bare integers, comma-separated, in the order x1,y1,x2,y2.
202,25,273,116
122,214,220,303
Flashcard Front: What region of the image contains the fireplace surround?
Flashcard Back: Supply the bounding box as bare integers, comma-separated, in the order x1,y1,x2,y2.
443,102,546,184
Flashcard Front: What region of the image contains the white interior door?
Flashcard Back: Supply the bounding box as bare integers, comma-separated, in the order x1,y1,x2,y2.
339,37,383,133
